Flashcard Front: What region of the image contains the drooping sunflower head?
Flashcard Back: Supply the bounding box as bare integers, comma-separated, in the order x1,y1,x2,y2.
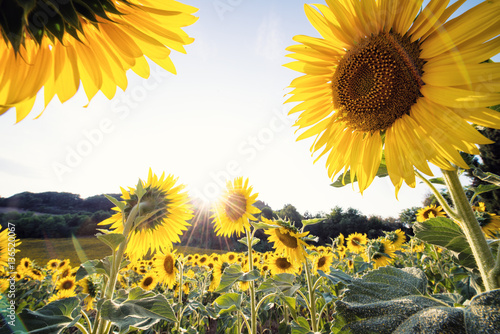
154,251,178,289
0,0,198,122
286,0,500,194
416,204,446,222
211,177,261,238
99,169,193,261
265,224,309,263
346,232,367,254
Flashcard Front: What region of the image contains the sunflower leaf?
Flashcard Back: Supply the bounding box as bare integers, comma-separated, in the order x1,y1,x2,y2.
333,266,500,333
213,292,242,316
11,297,81,334
96,233,125,251
428,177,445,185
301,218,325,227
317,268,353,286
472,169,500,187
100,293,176,333
215,264,244,293
237,235,260,247
413,217,476,268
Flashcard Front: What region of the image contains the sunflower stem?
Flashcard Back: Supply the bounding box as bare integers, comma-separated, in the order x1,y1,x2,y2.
175,259,184,332
440,168,498,291
245,228,257,334
74,321,90,334
414,170,459,220
96,203,140,334
304,258,318,332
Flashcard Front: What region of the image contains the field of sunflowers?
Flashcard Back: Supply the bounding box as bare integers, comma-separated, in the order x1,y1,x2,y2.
1,0,500,332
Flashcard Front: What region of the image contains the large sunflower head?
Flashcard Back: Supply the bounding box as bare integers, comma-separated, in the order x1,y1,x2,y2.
211,177,261,237
0,227,20,268
0,0,198,122
286,0,500,194
56,276,77,292
416,204,446,222
265,221,309,263
99,169,193,261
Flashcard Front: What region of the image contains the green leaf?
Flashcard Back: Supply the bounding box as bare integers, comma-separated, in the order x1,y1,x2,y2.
331,161,388,188
301,218,325,227
473,183,500,197
335,267,500,334
215,264,259,293
473,169,500,186
257,273,299,295
105,194,125,211
96,233,125,251
100,292,176,333
413,217,476,268
428,177,445,185
317,268,354,286
213,292,242,315
237,235,260,247
250,221,280,230
291,316,313,334
12,297,81,334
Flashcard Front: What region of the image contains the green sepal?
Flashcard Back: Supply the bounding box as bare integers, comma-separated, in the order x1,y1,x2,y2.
0,1,24,52
104,194,126,211
301,218,324,227
331,160,388,188
237,235,260,247
250,221,281,230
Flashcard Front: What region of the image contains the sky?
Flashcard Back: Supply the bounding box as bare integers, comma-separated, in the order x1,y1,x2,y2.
0,0,491,218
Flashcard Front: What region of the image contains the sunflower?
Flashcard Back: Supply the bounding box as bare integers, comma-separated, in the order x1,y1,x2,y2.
27,268,44,281
211,177,261,237
0,0,198,122
17,258,32,273
56,276,77,292
265,225,309,263
48,289,76,303
285,0,500,194
197,255,209,267
0,227,20,268
346,233,367,254
364,239,396,269
154,251,178,289
336,244,347,260
416,204,447,222
313,252,334,275
0,278,8,293
267,254,302,276
79,278,98,311
139,273,158,291
46,259,61,271
384,229,407,249
208,259,227,292
99,169,193,261
473,203,500,238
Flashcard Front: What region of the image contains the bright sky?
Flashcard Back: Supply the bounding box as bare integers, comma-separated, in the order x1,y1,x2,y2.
0,0,492,218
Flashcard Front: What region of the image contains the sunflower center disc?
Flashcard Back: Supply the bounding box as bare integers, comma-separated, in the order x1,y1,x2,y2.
276,257,292,269
144,277,153,286
164,256,174,274
225,193,247,221
333,31,424,132
276,229,298,248
318,256,326,267
62,281,73,290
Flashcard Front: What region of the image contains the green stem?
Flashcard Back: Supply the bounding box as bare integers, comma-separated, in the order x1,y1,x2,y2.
239,310,251,334
304,258,318,332
81,310,93,333
245,228,257,334
441,168,498,291
74,321,90,334
414,170,459,220
175,260,184,332
96,204,140,334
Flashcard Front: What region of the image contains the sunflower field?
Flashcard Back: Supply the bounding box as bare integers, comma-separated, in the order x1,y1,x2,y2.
2,0,500,333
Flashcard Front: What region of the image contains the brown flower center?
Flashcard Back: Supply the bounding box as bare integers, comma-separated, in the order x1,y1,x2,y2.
333,31,424,132
61,280,74,290
275,229,298,248
276,257,292,269
225,192,247,221
317,256,326,268
163,255,174,274
143,276,154,286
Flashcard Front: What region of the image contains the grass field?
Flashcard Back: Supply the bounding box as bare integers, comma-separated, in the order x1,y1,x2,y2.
17,237,225,267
